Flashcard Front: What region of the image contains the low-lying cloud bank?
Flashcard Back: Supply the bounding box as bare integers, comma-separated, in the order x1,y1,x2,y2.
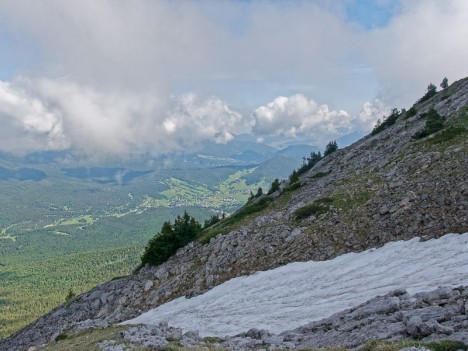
0,78,389,157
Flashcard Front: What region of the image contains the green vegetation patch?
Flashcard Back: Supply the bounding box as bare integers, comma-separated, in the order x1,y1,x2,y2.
199,197,273,244
404,105,418,119
412,109,446,140
221,197,271,225
160,170,269,210
426,125,467,144
331,191,372,211
311,171,330,179
294,197,334,221
294,191,372,221
458,106,468,127
204,336,223,343
372,108,402,135
39,326,128,351
55,333,68,342
283,181,302,192
141,212,202,267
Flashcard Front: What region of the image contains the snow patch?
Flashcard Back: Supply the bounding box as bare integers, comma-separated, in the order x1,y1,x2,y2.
123,233,468,336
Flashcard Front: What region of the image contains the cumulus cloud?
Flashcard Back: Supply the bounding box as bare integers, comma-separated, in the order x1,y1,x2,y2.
168,93,253,146
252,94,393,146
355,99,391,131
253,94,352,146
0,78,253,157
0,80,67,153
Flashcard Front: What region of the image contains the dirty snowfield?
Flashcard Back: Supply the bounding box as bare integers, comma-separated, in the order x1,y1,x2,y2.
124,233,468,337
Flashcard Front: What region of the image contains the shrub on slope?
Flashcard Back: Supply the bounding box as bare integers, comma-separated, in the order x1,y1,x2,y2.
141,212,202,266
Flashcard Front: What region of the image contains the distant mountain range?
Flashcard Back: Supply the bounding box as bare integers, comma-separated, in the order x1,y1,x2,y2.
0,139,320,185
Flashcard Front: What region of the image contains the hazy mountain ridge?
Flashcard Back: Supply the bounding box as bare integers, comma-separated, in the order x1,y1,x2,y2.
1,78,467,350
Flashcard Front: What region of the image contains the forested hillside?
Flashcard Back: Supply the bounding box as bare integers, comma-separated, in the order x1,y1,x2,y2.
1,141,305,338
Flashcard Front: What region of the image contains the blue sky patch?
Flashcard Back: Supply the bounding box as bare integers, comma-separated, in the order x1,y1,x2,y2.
345,0,402,29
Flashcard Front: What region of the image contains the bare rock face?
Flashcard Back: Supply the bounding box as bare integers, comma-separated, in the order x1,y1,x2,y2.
1,78,467,351
285,286,468,350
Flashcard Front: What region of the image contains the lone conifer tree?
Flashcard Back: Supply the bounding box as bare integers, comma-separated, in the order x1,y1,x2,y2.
324,140,338,157
440,77,448,90
256,187,263,197
267,178,281,195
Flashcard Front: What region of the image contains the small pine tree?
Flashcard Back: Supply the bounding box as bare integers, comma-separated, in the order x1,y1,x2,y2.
324,140,338,157
256,187,263,198
427,83,437,93
141,212,202,266
406,106,417,118
412,109,446,139
371,108,402,135
204,214,220,228
418,83,437,103
267,178,281,195
308,151,322,167
297,151,323,175
289,169,299,184
65,289,76,301
440,77,448,90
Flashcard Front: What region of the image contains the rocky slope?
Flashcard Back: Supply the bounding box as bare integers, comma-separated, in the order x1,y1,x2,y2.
1,78,467,351
34,285,465,351
99,286,468,351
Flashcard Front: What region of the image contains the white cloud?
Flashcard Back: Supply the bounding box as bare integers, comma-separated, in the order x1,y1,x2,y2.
252,94,393,146
164,93,253,147
0,1,467,156
0,1,223,90
0,1,360,104
253,94,352,146
0,80,67,153
355,99,391,131
364,0,468,107
0,78,253,157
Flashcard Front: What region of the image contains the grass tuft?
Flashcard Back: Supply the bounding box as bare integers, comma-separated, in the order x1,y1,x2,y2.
199,197,273,244
360,339,467,351
54,333,68,342
294,191,372,222
311,171,330,179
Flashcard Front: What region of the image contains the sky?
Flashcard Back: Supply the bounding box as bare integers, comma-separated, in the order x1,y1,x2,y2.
0,0,467,158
